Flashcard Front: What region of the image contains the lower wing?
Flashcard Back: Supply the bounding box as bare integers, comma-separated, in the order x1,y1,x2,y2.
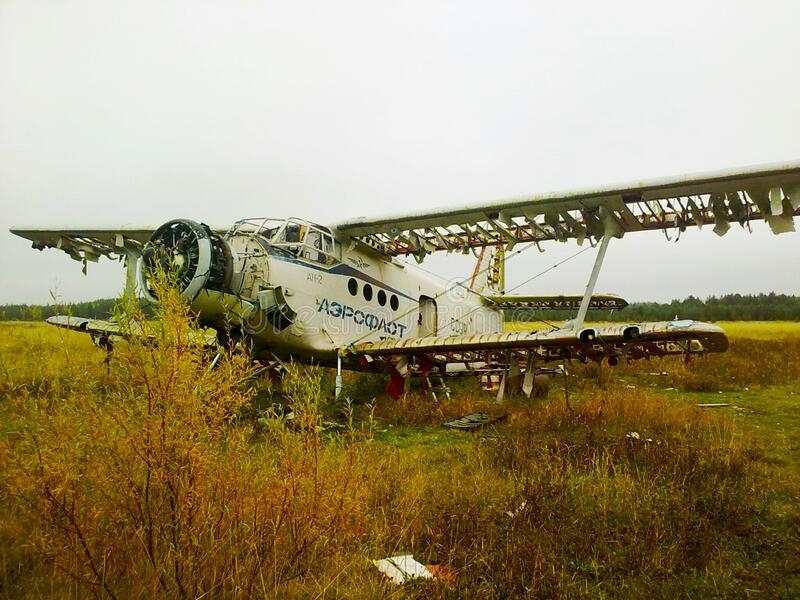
348,320,727,367
46,315,216,348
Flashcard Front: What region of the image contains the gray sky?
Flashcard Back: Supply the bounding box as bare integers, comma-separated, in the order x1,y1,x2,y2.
1,0,799,305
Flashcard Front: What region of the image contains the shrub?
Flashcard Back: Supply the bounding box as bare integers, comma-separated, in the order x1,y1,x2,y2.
4,274,364,599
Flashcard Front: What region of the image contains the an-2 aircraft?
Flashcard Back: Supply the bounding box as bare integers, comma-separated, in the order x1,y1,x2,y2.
10,161,800,400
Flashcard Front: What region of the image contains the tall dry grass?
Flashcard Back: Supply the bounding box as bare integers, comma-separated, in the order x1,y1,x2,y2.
0,307,797,597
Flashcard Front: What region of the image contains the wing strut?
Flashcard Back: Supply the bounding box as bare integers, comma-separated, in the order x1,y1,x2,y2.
571,221,614,330
124,249,140,297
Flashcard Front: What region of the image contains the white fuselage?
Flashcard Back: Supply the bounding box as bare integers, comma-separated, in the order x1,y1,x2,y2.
188,224,503,369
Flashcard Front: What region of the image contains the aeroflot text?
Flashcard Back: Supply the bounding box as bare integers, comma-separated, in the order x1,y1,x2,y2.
317,298,408,338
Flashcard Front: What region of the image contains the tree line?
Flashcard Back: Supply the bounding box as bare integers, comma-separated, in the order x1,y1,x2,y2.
0,298,149,322
1,292,799,322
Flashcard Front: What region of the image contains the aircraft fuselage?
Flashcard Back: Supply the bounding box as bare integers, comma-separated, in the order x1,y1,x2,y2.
150,218,503,368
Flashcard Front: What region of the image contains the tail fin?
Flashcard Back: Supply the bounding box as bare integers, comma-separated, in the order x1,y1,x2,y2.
469,245,505,294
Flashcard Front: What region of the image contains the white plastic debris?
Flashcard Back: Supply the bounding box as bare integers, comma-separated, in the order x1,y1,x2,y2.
626,431,640,440
373,554,434,585
505,500,528,518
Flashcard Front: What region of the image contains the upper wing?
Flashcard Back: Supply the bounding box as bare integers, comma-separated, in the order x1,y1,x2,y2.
348,320,728,366
10,224,228,268
10,226,157,264
334,161,800,258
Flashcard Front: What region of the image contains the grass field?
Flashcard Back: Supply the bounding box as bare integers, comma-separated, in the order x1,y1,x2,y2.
1,311,799,598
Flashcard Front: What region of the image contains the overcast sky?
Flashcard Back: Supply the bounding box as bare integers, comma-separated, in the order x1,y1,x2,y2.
1,0,799,305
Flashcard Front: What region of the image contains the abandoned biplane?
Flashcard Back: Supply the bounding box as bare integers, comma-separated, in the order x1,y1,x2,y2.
10,161,800,400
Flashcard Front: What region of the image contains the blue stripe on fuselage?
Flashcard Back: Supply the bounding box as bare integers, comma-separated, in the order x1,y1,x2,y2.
267,250,416,302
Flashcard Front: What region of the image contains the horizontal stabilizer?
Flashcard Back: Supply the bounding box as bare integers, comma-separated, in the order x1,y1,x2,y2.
485,294,627,310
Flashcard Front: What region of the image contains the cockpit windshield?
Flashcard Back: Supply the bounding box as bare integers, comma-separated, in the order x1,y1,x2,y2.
228,217,340,264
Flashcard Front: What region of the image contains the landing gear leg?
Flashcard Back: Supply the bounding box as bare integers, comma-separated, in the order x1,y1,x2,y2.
335,352,343,398
522,353,536,398
496,351,511,403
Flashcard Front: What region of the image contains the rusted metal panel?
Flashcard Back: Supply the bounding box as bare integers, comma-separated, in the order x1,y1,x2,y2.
443,412,509,430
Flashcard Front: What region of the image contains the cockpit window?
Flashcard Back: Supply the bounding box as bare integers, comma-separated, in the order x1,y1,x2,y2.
276,222,304,244
228,217,340,265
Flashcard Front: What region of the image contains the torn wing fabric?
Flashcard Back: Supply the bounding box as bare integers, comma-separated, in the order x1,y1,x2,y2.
9,226,157,264
347,320,728,364
9,225,226,266
333,160,800,257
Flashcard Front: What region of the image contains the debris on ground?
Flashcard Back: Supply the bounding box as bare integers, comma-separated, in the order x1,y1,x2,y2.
625,431,654,443
443,412,508,431
506,500,527,518
696,403,729,408
372,555,434,585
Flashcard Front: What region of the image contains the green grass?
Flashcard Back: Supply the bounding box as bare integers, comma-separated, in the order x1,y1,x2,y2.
1,314,799,598
712,321,800,339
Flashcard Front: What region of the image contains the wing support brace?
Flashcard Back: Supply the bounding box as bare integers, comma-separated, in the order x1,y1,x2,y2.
571,215,615,330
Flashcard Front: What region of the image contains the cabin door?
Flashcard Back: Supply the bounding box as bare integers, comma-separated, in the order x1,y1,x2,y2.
418,296,438,337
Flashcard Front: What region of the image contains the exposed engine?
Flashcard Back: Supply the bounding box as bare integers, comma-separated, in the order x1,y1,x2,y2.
139,219,234,303
138,218,298,335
